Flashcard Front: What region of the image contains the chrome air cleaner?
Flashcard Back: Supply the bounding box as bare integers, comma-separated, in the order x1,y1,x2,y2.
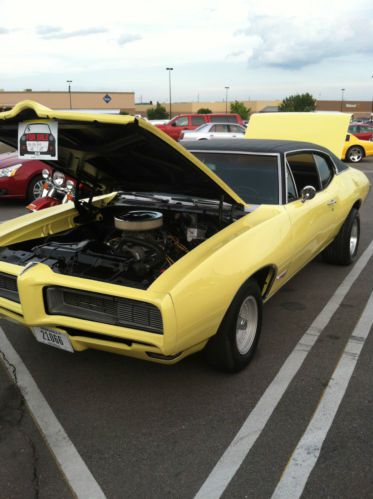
114,211,163,231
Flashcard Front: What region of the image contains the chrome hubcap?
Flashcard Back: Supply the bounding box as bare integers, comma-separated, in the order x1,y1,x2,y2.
349,148,363,162
32,180,44,199
235,296,258,355
350,219,358,256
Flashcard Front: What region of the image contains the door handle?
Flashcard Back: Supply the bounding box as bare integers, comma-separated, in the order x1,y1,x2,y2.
327,199,337,206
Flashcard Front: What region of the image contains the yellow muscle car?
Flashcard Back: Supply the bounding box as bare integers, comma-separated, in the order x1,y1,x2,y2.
0,101,370,372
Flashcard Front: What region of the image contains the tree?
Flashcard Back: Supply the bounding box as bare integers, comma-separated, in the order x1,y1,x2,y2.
279,93,316,112
147,102,168,119
197,108,212,114
230,101,251,120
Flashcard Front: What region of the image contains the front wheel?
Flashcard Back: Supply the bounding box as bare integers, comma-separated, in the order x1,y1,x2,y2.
346,146,364,163
205,279,262,372
323,208,360,265
27,175,44,202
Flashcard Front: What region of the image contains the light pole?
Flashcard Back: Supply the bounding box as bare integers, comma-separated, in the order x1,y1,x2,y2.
340,88,345,112
166,68,173,118
225,86,230,113
66,80,72,109
371,75,373,119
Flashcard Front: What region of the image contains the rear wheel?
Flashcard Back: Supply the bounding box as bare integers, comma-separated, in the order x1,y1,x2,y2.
346,146,364,163
27,175,44,202
205,279,262,372
323,208,360,265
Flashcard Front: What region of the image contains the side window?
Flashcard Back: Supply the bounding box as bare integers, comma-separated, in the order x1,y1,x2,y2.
286,164,298,202
314,154,334,189
173,117,188,127
209,125,217,132
213,124,227,132
287,153,321,193
229,125,241,133
191,116,205,126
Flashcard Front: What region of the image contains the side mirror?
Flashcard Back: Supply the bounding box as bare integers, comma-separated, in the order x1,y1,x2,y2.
171,122,177,127
300,185,316,203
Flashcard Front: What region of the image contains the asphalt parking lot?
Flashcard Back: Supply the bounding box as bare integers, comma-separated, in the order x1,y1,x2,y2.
1,158,373,499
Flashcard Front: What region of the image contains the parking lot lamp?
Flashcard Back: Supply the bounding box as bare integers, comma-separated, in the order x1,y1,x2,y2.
166,68,173,118
66,80,72,109
340,88,345,112
225,86,230,113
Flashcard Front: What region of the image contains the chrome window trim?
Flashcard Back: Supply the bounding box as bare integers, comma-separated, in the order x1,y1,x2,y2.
284,159,299,203
189,149,283,204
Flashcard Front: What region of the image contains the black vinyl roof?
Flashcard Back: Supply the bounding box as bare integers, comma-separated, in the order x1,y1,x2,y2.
183,138,349,172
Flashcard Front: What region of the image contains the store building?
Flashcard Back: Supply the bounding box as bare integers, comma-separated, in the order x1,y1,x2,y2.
0,91,135,114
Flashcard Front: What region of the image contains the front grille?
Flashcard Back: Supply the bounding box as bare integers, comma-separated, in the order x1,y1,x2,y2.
45,287,163,334
0,272,20,303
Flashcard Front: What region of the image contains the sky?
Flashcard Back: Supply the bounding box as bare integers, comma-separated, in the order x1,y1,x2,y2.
1,0,372,103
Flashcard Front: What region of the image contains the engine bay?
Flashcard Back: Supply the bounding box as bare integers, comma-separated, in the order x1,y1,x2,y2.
0,202,239,288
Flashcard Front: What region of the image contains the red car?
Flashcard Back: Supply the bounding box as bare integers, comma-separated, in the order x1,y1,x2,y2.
348,123,373,140
0,151,52,201
156,113,244,141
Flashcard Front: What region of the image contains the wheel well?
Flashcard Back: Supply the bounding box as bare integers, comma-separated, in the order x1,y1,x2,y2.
352,199,362,210
250,266,277,299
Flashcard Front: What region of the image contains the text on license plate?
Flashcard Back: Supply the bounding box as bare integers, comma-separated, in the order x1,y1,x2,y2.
31,327,74,353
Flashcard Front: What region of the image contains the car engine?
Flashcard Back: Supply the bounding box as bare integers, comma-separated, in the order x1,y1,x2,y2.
0,207,224,289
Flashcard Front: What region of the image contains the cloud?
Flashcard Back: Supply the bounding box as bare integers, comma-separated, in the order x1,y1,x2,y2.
118,34,142,46
226,50,245,59
37,26,62,35
0,28,9,34
40,27,107,39
239,13,373,69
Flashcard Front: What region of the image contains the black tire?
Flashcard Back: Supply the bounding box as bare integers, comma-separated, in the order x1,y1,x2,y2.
346,146,364,163
27,175,44,202
205,279,263,372
323,208,360,265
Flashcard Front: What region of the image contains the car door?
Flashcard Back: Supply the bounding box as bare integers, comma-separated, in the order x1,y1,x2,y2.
208,124,230,139
229,124,245,138
284,151,340,277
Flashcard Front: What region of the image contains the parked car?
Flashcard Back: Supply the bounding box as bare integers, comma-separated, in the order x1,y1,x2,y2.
0,102,369,372
347,123,373,141
179,123,246,142
245,112,373,164
0,151,52,201
342,133,373,163
156,113,244,141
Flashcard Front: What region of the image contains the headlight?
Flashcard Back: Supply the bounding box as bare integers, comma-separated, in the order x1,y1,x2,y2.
0,164,22,177
53,170,65,187
66,180,75,191
42,168,50,179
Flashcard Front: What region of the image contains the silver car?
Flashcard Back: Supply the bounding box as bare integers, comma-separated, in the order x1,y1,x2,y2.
179,122,246,142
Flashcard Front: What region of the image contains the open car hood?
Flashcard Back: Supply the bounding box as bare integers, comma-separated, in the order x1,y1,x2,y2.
245,112,351,158
0,101,245,206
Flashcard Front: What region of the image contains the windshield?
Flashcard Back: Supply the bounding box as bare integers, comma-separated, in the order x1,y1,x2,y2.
193,124,210,132
192,151,280,204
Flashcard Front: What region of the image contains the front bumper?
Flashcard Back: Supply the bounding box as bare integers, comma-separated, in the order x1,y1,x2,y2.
0,261,204,364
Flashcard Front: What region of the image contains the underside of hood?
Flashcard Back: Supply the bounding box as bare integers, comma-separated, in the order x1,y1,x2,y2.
0,101,244,205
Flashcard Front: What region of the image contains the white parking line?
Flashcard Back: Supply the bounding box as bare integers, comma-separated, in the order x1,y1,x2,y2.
194,239,373,499
0,327,106,499
271,290,373,499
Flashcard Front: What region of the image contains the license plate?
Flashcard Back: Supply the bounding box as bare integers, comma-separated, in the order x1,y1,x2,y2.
31,326,74,353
